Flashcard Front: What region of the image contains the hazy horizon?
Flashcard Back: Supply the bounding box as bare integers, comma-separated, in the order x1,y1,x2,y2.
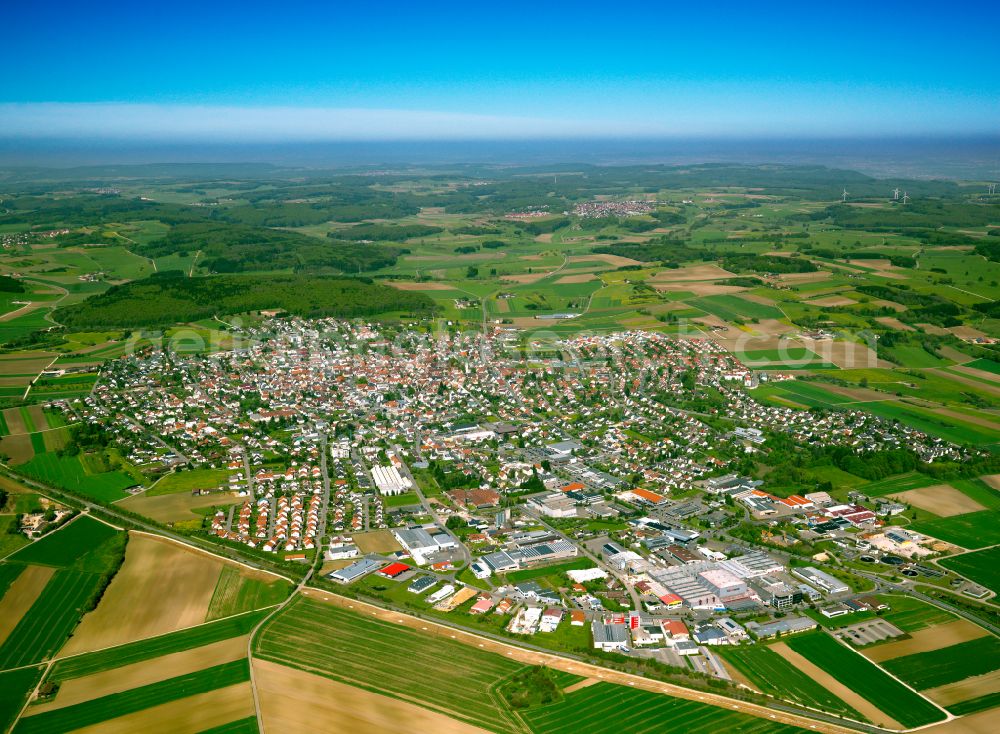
3,1,998,154
1,136,998,181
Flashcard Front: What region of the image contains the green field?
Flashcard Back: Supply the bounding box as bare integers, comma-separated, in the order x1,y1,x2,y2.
205,566,290,621
48,608,268,683
938,546,1000,594
501,558,597,584
879,595,956,632
0,666,44,734
882,637,1000,690
717,645,860,718
8,516,118,568
908,510,1000,549
254,596,525,733
17,453,136,502
520,682,809,734
855,401,1000,446
858,472,939,497
739,347,820,362
688,294,784,322
947,692,1000,716
966,358,1000,375
13,660,250,734
0,562,25,597
0,570,103,668
148,467,233,497
196,717,259,734
784,632,946,728
753,380,850,409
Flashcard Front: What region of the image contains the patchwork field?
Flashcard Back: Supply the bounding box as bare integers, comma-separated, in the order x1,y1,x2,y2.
863,620,989,662
61,532,284,655
14,660,252,734
29,635,249,714
255,596,525,733
717,644,860,718
882,637,1000,691
254,658,490,734
0,565,55,647
783,632,946,728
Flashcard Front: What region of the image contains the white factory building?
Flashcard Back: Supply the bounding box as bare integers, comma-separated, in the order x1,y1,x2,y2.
371,464,410,496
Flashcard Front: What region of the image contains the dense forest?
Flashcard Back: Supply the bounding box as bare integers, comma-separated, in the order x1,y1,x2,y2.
136,222,404,273
58,272,436,328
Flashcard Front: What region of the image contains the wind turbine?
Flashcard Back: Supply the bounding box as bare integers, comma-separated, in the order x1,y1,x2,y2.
902,191,910,205
989,183,997,195
892,187,900,201
842,188,849,203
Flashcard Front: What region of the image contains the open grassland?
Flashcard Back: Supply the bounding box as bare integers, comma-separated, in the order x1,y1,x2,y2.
0,570,103,668
716,645,860,718
8,516,118,568
60,533,226,655
784,632,946,728
205,565,290,621
519,682,809,734
14,659,250,734
254,658,489,734
0,666,44,734
881,637,1000,690
939,546,1000,595
49,608,267,683
254,596,525,733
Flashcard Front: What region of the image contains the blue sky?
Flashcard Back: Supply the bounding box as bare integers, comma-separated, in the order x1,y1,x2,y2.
1,1,997,140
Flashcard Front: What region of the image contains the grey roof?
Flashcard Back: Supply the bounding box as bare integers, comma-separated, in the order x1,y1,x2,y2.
329,557,382,583
592,621,629,645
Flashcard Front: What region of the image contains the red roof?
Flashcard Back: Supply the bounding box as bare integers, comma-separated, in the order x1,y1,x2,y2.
632,488,665,504
662,619,689,636
379,562,410,578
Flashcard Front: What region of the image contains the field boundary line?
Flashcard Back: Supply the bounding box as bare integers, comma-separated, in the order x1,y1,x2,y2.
826,630,954,728
297,588,865,734
128,530,293,583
